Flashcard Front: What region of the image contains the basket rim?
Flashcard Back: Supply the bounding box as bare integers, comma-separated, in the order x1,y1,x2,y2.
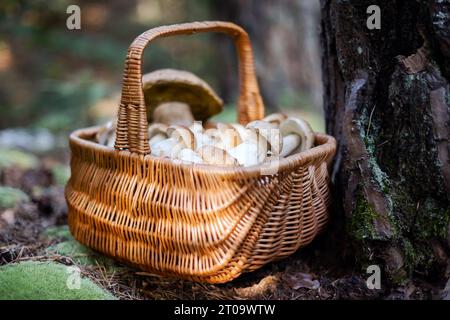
70,125,336,178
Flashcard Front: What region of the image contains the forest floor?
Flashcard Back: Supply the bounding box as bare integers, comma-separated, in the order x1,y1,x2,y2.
0,142,447,300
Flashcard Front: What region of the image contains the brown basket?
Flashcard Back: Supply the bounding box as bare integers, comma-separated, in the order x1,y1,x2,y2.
66,21,336,283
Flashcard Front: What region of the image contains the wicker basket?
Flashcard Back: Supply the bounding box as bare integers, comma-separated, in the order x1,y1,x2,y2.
66,21,336,283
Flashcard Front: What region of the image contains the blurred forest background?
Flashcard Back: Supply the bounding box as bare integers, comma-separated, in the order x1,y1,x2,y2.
0,0,323,144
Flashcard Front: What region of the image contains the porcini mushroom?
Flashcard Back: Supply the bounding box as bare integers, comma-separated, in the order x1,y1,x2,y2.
262,113,288,126
151,125,195,158
201,127,221,149
216,123,243,149
142,69,223,123
96,121,116,147
152,102,194,126
198,145,238,166
150,137,181,158
280,117,314,156
167,125,196,150
228,141,259,167
148,123,169,145
176,148,204,164
246,120,283,156
279,134,301,157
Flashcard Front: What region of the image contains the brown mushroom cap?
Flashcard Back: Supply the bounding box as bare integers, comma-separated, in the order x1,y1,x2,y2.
142,69,223,123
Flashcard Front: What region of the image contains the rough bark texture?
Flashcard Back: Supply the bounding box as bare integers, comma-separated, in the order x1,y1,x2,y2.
321,0,450,283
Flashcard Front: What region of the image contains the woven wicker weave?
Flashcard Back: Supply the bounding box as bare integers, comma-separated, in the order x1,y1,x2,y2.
66,21,336,283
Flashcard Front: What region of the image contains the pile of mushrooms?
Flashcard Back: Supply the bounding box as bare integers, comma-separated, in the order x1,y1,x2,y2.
96,69,315,167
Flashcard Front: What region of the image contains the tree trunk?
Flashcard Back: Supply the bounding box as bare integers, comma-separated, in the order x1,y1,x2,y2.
321,0,450,284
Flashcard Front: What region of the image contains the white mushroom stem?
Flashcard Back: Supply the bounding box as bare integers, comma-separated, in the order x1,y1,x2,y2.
167,125,196,150
280,134,301,157
216,123,242,149
96,121,115,147
153,102,195,126
149,133,167,145
198,145,238,166
176,148,203,164
200,128,221,149
246,120,282,156
151,137,182,158
280,117,314,153
228,141,259,167
243,128,268,163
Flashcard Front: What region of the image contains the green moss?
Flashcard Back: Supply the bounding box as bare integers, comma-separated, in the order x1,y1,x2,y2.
414,199,450,240
0,186,29,209
0,261,116,300
403,239,416,266
42,225,72,240
348,194,381,240
357,115,399,237
0,148,39,169
46,229,117,270
47,238,116,268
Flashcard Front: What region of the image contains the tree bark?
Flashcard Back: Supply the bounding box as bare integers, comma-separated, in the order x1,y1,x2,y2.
321,0,450,283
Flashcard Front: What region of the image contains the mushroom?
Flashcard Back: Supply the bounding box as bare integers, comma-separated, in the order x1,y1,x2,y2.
229,123,248,141
189,121,204,135
176,148,204,164
280,117,314,156
198,145,238,166
150,137,181,158
152,102,194,126
142,69,223,123
96,121,116,147
167,125,196,150
150,125,195,158
246,120,283,157
216,123,243,149
148,123,169,146
228,141,259,167
262,113,288,126
279,134,301,157
189,121,208,149
201,127,221,149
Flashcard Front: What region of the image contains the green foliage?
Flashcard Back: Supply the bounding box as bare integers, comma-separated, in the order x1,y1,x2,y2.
30,72,108,132
0,261,116,300
0,186,29,209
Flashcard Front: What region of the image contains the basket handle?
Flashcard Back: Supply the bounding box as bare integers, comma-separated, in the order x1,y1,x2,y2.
114,21,264,155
